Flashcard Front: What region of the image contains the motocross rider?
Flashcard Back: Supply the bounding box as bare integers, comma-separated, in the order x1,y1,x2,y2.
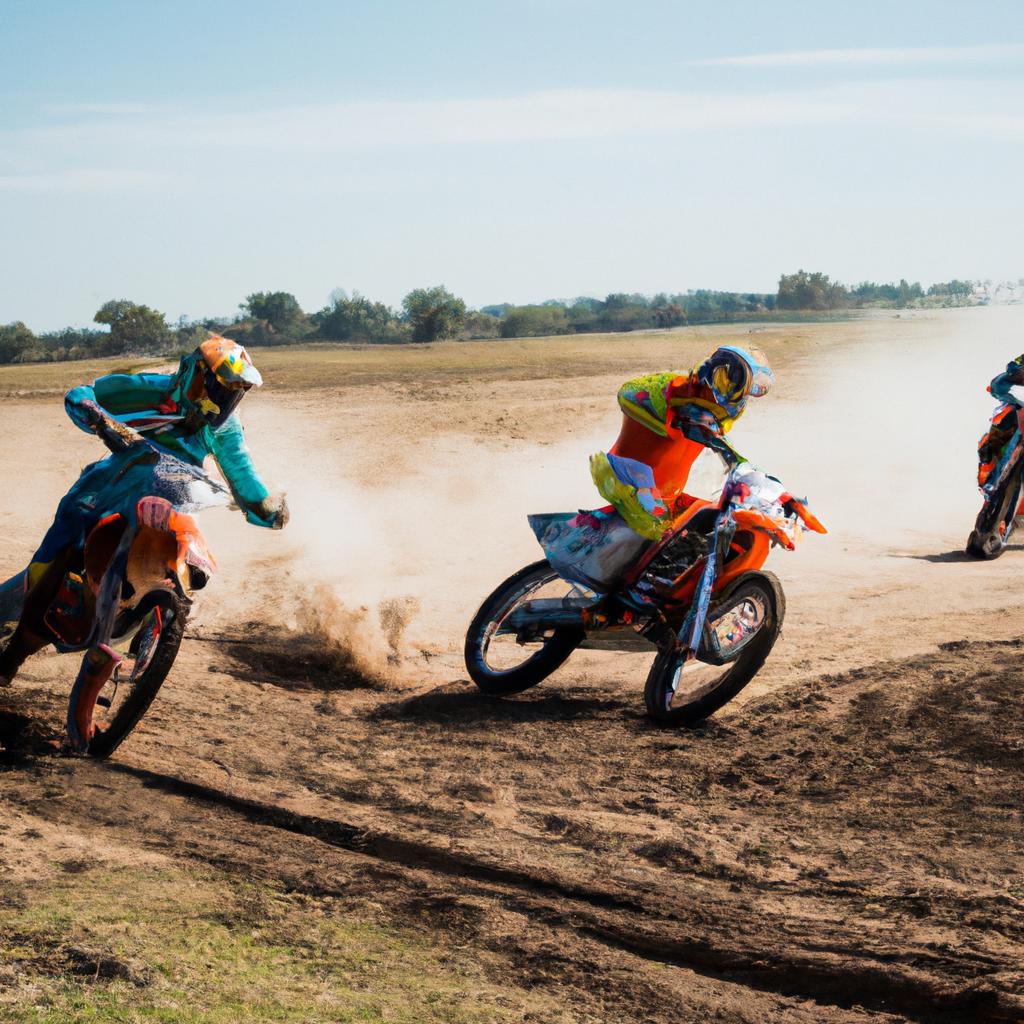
978,353,1024,487
0,335,288,686
591,345,773,602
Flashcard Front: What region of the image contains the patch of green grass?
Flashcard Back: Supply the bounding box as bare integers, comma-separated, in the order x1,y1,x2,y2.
0,866,554,1024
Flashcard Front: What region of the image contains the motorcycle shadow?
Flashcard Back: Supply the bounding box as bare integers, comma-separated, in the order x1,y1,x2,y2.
895,546,1023,564
372,682,634,726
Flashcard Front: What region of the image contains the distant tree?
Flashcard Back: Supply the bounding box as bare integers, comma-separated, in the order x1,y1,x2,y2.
927,279,973,302
480,303,511,318
241,291,306,335
897,279,923,309
174,321,211,351
401,285,466,343
38,326,107,361
688,290,744,316
94,300,172,354
777,271,846,311
603,292,646,311
651,301,686,328
850,281,898,305
500,304,570,338
0,321,37,363
318,291,399,342
461,311,501,339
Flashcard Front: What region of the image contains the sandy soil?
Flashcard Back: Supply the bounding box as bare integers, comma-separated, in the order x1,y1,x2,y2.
2,307,1023,1021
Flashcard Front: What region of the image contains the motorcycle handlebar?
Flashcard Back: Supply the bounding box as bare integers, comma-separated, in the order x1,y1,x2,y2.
79,400,145,454
96,417,145,454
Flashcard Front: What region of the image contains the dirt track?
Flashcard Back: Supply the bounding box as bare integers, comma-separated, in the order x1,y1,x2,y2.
2,309,1024,1021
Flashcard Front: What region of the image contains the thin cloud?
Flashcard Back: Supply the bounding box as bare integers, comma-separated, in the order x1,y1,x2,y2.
0,168,169,192
8,78,1024,173
44,102,152,115
10,86,892,153
693,43,1024,68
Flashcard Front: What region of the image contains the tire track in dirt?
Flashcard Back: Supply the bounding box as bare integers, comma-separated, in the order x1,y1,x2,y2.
3,654,1022,1024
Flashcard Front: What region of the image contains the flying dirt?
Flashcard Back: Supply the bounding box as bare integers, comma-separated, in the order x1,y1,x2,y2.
1,307,1023,1022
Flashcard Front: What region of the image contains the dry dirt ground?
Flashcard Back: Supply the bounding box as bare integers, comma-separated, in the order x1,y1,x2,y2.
1,309,1023,1022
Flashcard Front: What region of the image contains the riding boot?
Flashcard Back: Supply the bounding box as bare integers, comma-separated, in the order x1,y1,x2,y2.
0,547,77,684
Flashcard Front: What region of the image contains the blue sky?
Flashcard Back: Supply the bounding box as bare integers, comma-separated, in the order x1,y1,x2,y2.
2,0,1023,330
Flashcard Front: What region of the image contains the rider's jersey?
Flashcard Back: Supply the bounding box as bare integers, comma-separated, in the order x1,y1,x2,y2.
64,372,273,528
592,370,749,539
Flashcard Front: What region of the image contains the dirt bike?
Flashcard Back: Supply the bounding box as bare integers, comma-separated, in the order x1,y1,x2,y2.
465,465,825,726
967,402,1024,559
0,415,228,756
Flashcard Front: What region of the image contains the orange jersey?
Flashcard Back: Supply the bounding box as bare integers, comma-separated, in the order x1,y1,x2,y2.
609,411,705,505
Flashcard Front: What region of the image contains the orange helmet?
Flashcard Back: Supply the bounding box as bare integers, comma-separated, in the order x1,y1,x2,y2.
179,335,262,429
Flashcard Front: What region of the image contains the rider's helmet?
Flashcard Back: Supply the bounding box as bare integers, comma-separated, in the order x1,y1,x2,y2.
696,346,774,420
1005,353,1024,381
177,335,263,430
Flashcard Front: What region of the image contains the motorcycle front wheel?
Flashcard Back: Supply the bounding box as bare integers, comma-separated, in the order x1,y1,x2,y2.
644,571,784,727
464,561,584,696
68,591,188,758
967,463,1023,560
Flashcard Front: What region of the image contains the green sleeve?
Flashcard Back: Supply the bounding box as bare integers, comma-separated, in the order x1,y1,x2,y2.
208,417,274,527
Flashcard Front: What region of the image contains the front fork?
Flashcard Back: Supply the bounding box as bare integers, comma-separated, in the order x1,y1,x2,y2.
66,525,134,752
66,644,122,751
675,511,736,661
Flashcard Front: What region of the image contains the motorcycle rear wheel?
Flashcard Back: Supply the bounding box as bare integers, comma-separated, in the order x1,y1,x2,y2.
644,571,784,727
465,561,584,696
69,591,188,758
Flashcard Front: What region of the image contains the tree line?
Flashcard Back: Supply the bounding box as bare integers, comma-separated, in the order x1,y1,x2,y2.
0,273,981,365
776,270,974,311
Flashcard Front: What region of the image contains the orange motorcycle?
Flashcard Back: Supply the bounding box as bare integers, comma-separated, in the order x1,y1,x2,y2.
0,416,227,756
465,466,825,726
967,402,1024,559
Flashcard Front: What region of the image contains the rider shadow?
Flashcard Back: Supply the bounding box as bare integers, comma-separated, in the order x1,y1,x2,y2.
372,682,631,727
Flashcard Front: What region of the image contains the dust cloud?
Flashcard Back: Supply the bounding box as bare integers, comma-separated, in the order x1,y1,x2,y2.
191,306,1024,682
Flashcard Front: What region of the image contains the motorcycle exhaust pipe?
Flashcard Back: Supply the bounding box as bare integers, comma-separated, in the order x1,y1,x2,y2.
498,597,595,635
